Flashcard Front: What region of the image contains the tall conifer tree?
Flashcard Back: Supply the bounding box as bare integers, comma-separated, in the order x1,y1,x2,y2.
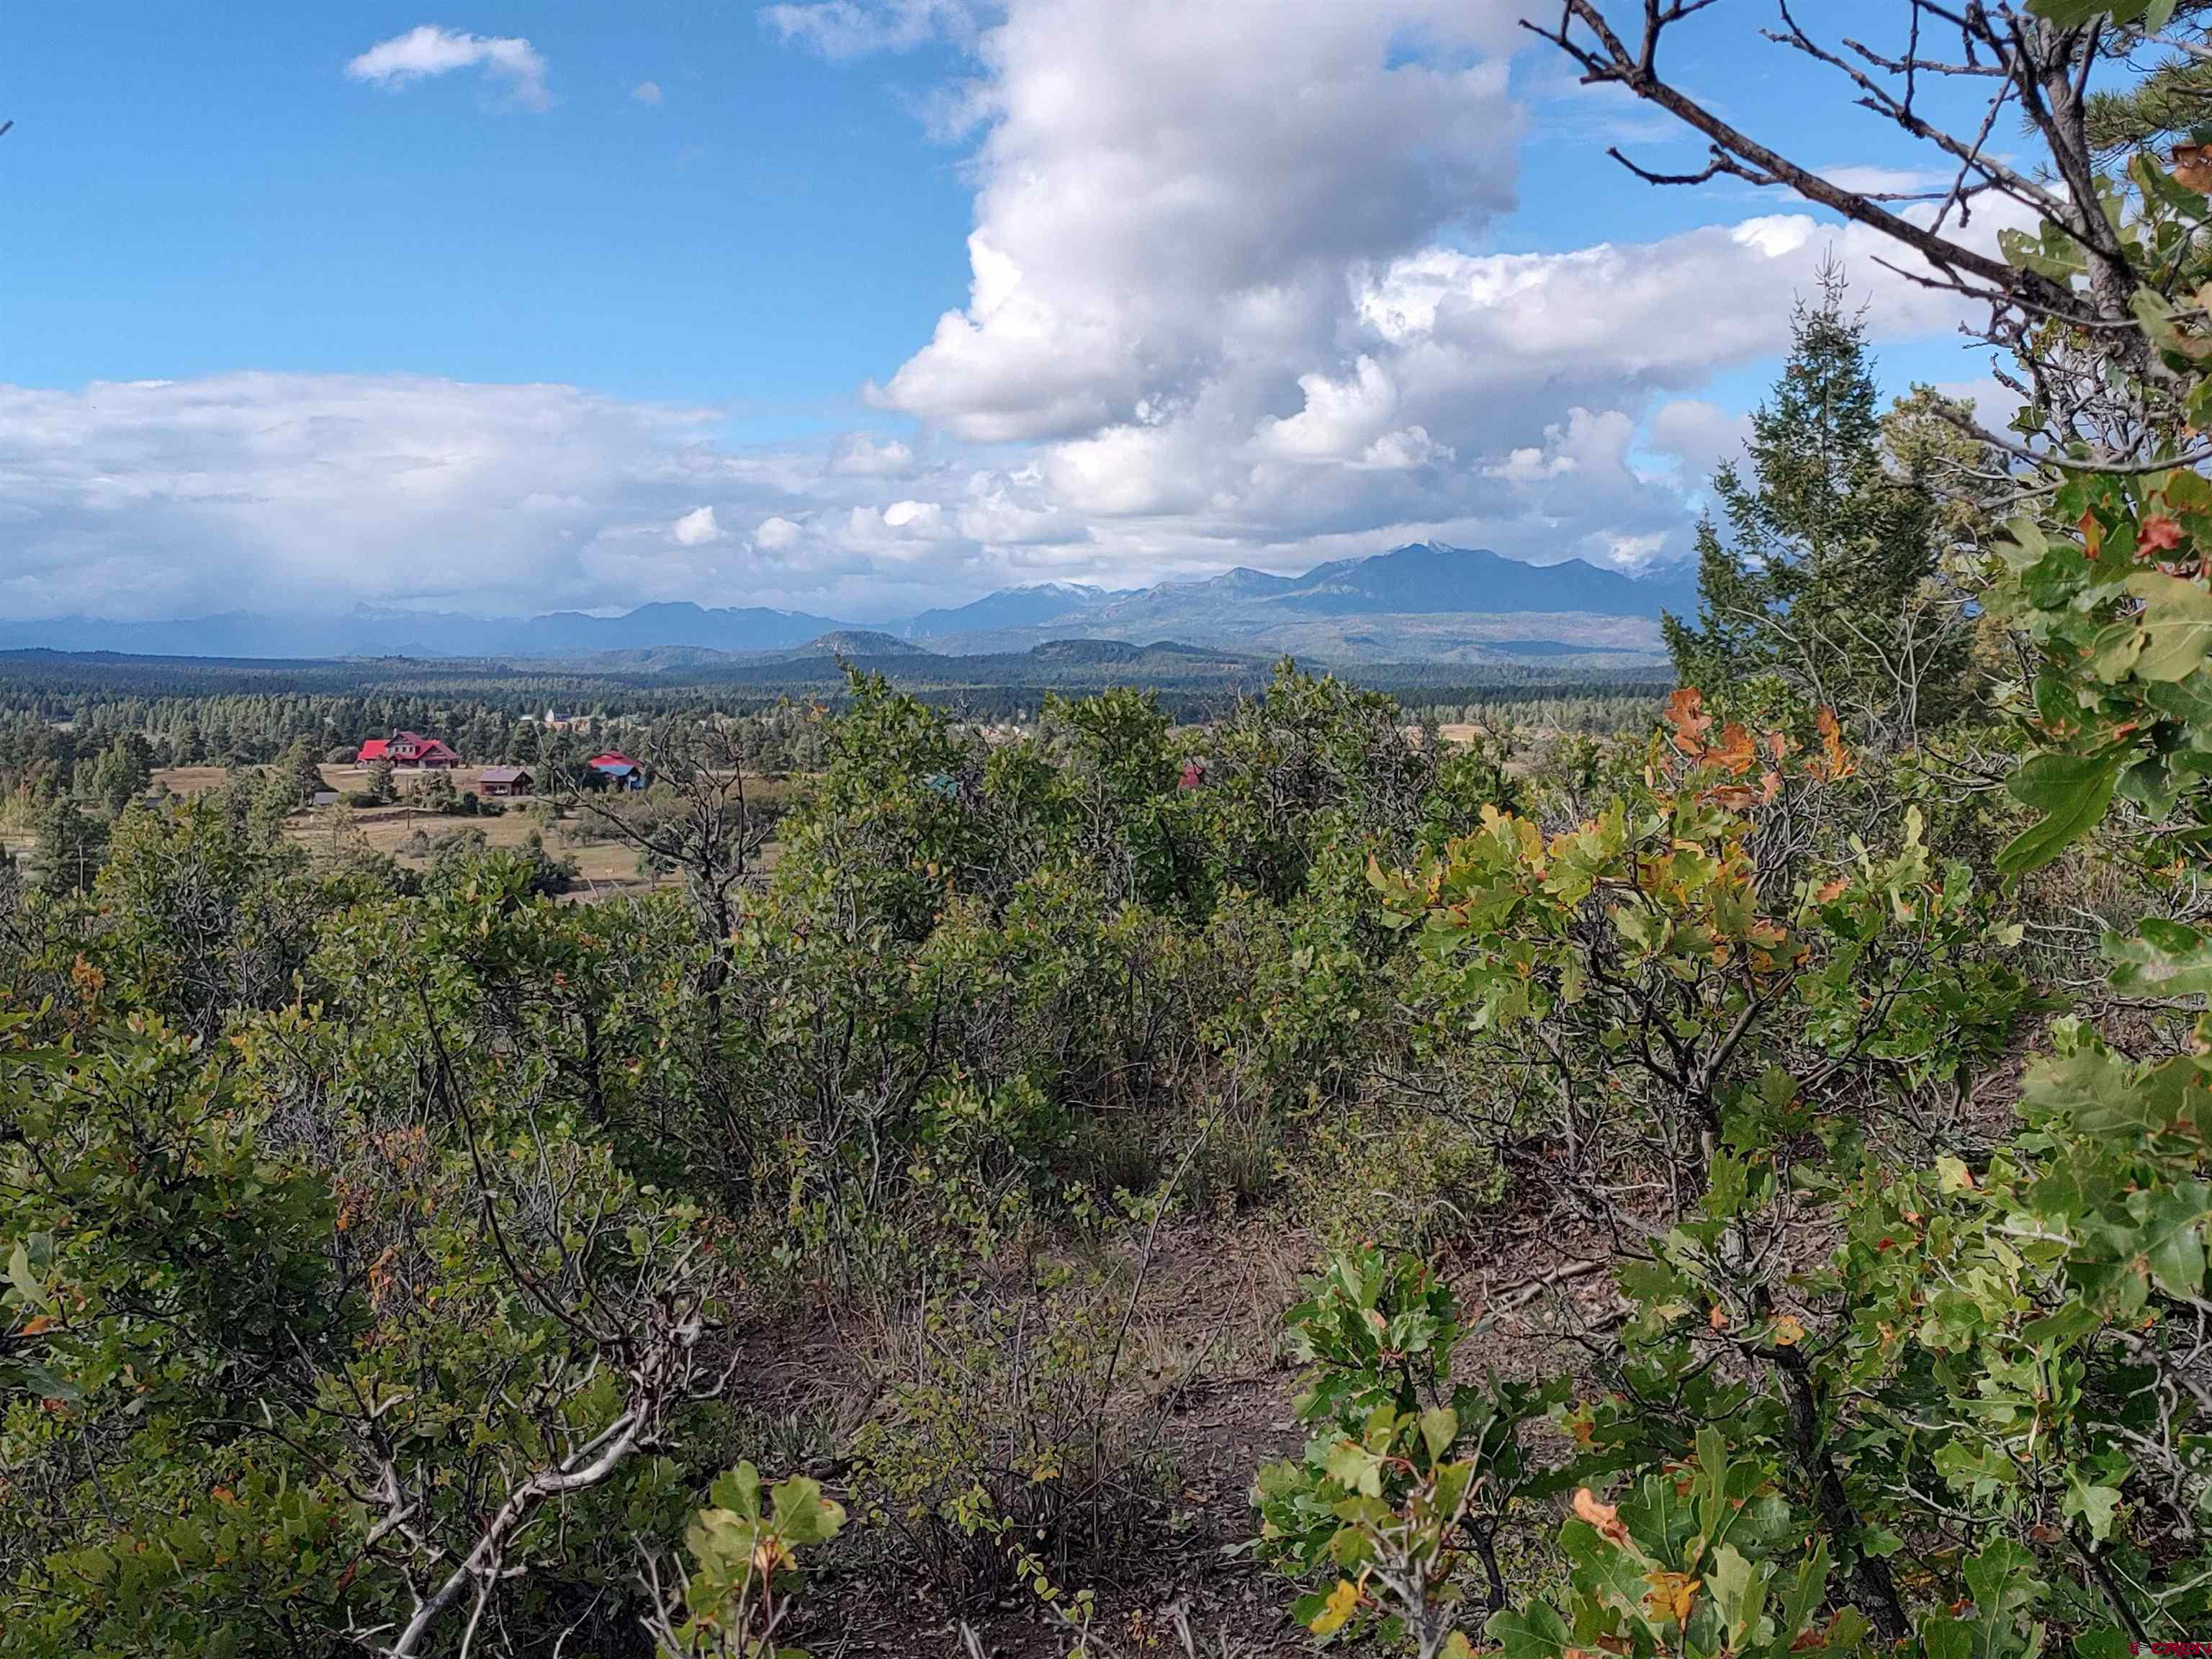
1664,259,1967,741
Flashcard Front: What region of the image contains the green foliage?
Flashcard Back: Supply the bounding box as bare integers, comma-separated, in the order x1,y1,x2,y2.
848,1271,1164,1599
1254,1249,1569,1653
1373,696,2030,1189
659,1463,845,1658
1497,1429,1869,1659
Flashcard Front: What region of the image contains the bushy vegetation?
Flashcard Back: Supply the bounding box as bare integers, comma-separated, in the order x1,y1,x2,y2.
10,4,2212,1656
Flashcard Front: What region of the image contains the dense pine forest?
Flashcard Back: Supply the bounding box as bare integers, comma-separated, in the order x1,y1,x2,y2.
14,4,2212,1656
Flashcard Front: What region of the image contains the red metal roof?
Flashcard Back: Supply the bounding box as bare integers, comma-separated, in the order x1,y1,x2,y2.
357,739,390,761
588,751,637,769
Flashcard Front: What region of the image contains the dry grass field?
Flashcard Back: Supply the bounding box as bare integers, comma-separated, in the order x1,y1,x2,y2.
149,765,238,796
288,802,659,896
42,763,808,903
144,763,670,899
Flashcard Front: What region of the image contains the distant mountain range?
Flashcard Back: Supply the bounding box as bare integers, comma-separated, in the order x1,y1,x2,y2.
0,544,1691,667
0,602,848,662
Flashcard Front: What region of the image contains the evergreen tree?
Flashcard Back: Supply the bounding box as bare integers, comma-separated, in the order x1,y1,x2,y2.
2085,6,2212,166
276,736,326,807
1664,259,1968,742
82,732,153,817
35,794,107,893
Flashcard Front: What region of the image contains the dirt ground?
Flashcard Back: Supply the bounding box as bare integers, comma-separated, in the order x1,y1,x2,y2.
760,1219,1319,1658
757,1169,1621,1659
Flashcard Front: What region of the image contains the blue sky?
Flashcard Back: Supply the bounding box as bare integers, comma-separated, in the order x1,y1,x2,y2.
5,6,973,408
0,2,2016,622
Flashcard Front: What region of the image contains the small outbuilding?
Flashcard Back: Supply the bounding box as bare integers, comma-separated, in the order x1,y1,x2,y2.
477,766,534,799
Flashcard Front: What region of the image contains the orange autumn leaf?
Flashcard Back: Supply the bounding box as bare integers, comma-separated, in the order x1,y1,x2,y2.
1708,1304,1729,1331
70,954,104,999
18,1315,53,1336
1814,708,1856,781
2080,507,2103,559
1573,1486,1631,1545
1709,721,1757,777
1663,687,1713,755
2141,513,2187,556
1815,876,1848,902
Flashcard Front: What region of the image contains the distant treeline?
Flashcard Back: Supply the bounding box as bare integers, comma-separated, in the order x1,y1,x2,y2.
0,647,1670,735
0,651,750,714
0,646,1663,712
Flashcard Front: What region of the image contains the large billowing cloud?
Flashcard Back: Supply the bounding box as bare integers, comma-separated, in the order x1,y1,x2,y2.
1,1,2005,622
869,0,1524,444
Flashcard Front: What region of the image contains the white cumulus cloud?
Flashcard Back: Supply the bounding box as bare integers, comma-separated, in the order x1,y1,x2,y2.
346,26,552,111
870,1,1524,444
673,505,722,545
754,515,804,551
830,433,918,476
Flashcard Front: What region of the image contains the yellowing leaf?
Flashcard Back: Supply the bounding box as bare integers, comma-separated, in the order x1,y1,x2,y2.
2124,569,2212,680
1310,1578,1360,1637
1642,1568,1701,1627
1771,1314,1806,1346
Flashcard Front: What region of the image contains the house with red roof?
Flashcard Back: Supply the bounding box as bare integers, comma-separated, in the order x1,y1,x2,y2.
358,731,460,768
587,750,645,790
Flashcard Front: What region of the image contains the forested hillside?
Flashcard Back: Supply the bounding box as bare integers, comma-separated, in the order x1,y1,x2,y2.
10,4,2212,1657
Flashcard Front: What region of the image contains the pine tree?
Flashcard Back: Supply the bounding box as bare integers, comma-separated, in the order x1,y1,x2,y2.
277,736,326,807
1664,258,1967,742
35,796,106,894
82,732,153,817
